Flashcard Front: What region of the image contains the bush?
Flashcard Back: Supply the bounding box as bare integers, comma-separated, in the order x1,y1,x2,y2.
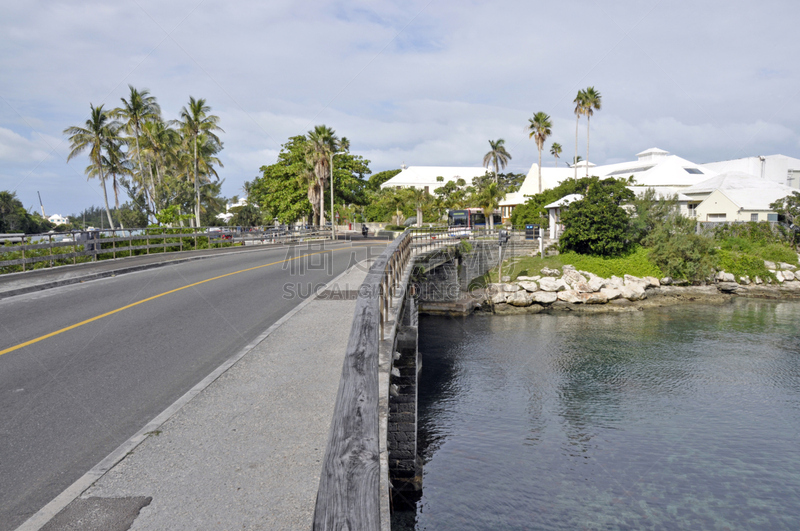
714,250,774,282
559,246,662,278
645,214,715,281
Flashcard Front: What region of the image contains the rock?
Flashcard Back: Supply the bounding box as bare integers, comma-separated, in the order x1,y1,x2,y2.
717,282,739,293
557,290,584,303
501,275,511,282
672,278,690,286
501,283,520,292
580,292,608,304
507,291,532,307
779,262,797,271
573,281,593,293
773,271,784,283
531,291,558,304
563,270,588,288
660,277,673,285
588,276,607,292
764,260,776,270
540,267,561,277
517,281,539,292
741,275,751,285
516,275,540,281
624,274,646,287
755,276,763,285
607,276,625,288
537,277,563,292
600,287,622,301
783,270,796,281
620,284,647,301
644,276,661,288
562,264,576,272
716,271,735,283
491,291,507,304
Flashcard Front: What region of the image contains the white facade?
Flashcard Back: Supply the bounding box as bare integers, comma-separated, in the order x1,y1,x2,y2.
380,166,488,194
701,155,800,189
682,171,793,222
48,214,69,226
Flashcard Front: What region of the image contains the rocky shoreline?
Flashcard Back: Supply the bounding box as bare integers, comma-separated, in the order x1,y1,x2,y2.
475,263,800,315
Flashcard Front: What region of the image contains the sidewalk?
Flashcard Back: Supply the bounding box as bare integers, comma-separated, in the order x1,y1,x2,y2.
28,260,371,531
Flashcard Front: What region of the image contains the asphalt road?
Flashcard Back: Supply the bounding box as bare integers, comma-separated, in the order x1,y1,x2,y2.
0,240,386,531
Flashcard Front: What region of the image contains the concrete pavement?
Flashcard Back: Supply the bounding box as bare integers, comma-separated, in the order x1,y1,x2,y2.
18,258,372,530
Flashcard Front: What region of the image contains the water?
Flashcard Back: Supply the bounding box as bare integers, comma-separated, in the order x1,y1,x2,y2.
395,299,800,530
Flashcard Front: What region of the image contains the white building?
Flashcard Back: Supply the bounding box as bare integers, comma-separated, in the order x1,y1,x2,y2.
47,214,69,226
682,171,793,222
701,155,800,189
380,165,488,194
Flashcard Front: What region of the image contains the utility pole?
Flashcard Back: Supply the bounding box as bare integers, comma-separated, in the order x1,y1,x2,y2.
37,191,45,217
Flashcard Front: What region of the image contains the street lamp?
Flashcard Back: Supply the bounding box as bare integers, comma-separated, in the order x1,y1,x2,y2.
330,151,344,241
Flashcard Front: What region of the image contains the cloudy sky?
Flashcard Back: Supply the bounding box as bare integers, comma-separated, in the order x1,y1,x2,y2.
2,0,799,216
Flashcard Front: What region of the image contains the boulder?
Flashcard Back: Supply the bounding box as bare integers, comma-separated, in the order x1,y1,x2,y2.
563,270,588,288
717,282,739,293
755,276,763,285
562,264,576,272
517,281,539,292
491,291,507,304
779,262,797,271
620,284,647,301
588,276,607,292
538,277,563,292
580,292,609,304
501,283,520,292
516,275,541,281
607,276,625,289
557,290,584,303
773,271,784,283
624,274,647,287
501,276,511,282
507,291,532,307
764,260,777,270
783,270,796,281
531,291,558,304
660,277,673,286
716,271,735,283
643,276,661,288
600,287,622,301
573,281,593,293
540,267,561,277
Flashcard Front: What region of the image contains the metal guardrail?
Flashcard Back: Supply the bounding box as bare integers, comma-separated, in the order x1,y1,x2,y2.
0,226,336,273
313,229,413,531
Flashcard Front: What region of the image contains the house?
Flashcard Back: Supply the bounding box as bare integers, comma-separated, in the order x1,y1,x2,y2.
544,193,582,239
501,147,715,222
701,155,800,189
47,214,69,226
380,165,488,194
682,171,793,222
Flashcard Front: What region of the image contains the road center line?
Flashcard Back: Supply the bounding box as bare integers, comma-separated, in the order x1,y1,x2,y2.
0,243,383,358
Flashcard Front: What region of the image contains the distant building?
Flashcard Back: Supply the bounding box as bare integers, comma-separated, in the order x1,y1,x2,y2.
48,214,69,226
701,155,800,189
682,172,793,222
380,166,488,194
217,198,248,224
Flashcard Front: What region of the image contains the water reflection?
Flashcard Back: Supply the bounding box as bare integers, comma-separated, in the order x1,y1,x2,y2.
395,299,800,530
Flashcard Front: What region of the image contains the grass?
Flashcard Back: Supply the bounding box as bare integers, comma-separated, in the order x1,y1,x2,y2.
487,246,663,283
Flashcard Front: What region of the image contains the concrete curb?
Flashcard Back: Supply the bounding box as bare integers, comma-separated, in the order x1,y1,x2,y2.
14,260,366,531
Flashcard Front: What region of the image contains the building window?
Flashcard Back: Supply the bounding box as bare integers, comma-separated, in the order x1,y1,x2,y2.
768,213,779,222
687,203,698,217
751,213,759,222
708,213,726,221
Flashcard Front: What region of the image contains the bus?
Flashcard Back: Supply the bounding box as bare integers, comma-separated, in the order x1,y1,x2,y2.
447,208,501,229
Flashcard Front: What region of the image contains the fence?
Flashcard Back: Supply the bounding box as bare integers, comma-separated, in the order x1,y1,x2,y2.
0,226,333,274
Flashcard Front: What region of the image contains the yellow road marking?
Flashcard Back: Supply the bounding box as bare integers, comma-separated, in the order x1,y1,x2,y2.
0,242,385,357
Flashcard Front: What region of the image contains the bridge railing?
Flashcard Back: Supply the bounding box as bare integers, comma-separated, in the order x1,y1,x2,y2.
0,226,333,274
313,229,413,531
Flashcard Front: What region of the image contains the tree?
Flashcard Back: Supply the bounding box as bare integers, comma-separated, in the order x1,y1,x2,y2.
0,191,53,233
64,103,121,229
558,177,634,257
582,86,602,177
482,139,512,184
629,188,678,245
367,169,401,191
573,89,586,180
550,142,562,167
306,125,344,226
645,213,714,281
474,181,505,230
113,86,161,217
407,187,430,227
178,97,223,227
527,111,552,193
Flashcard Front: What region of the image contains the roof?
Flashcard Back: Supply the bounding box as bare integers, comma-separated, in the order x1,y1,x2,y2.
684,171,794,210
380,166,487,188
544,193,583,209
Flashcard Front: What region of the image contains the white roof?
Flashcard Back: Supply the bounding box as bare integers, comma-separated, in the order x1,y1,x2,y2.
544,193,583,209
381,166,487,189
683,171,794,210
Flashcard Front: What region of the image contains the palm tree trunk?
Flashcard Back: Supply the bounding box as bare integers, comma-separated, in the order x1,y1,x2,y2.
97,159,115,230
538,144,543,193
494,160,499,186
574,116,579,180
586,115,591,177
193,134,200,227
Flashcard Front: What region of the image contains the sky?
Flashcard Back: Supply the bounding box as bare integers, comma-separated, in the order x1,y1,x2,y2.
2,0,799,217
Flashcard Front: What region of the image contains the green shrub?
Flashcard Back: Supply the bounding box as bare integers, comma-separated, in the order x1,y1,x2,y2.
559,246,662,278
645,214,715,281
715,250,774,282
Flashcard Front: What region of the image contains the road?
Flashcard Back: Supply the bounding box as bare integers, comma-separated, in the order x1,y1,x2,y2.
0,240,385,531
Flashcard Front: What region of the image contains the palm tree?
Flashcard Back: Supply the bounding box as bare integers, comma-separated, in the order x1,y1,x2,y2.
64,104,121,229
178,97,223,227
407,187,430,227
475,182,504,230
550,142,562,167
582,86,602,177
527,111,553,193
113,86,161,217
306,125,344,226
573,89,586,180
482,139,512,185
